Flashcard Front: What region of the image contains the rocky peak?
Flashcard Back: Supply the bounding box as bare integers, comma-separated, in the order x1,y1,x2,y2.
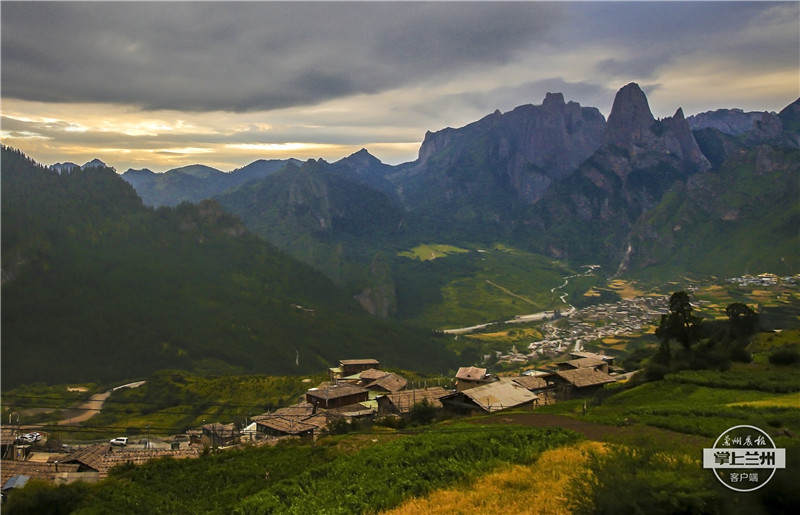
604,82,655,149
341,148,382,168
542,92,565,109
81,158,107,170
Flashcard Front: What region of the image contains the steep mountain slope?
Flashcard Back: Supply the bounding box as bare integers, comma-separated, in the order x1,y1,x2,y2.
120,159,299,207
1,147,456,388
626,145,800,279
216,157,406,284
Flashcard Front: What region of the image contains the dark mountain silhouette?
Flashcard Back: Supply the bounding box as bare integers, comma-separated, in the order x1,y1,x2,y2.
1,146,456,388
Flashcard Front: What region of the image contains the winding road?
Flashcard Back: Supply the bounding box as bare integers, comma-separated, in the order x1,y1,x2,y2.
56,380,145,426
442,265,600,335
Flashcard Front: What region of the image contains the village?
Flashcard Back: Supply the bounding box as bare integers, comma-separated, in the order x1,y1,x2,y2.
4,273,797,494
494,295,669,365
1,353,622,491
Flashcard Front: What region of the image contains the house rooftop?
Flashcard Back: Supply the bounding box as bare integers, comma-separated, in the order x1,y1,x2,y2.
255,416,318,435
456,379,538,413
60,443,108,471
384,387,449,413
512,376,549,391
562,357,607,369
1,460,80,485
555,368,616,388
456,366,489,381
306,383,368,400
365,373,408,393
340,359,380,366
569,351,614,362
358,368,389,381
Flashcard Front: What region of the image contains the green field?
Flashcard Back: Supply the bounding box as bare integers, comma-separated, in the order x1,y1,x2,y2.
393,243,597,328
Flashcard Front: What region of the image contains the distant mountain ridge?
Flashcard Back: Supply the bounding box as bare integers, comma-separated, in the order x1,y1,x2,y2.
49,84,800,318
119,158,302,207
1,146,456,387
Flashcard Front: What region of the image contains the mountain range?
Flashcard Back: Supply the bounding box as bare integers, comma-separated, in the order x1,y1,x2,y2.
4,82,796,386
119,82,799,294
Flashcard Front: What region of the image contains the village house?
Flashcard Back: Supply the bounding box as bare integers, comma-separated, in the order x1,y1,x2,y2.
512,374,556,405
195,423,239,447
442,378,538,415
2,460,81,490
362,373,408,394
56,442,107,479
246,402,330,440
454,366,494,391
329,359,380,381
251,416,317,439
376,387,449,416
557,357,610,374
306,383,369,410
550,368,616,400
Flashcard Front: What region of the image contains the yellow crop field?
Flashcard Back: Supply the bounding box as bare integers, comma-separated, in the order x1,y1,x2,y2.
729,392,800,408
397,243,469,261
607,279,642,299
384,441,605,515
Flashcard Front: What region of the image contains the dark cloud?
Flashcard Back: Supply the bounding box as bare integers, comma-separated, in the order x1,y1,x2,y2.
1,2,563,112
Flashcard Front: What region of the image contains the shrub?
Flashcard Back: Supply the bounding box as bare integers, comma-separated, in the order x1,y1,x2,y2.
768,346,800,366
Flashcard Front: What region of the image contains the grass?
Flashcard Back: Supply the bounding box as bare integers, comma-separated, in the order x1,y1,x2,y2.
402,244,579,328
397,243,469,261
538,368,800,439
384,440,604,515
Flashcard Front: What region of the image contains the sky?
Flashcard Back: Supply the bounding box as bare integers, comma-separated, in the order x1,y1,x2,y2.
2,1,798,173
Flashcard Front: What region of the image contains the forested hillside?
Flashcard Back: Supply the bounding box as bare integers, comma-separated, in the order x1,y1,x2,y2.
1,147,457,388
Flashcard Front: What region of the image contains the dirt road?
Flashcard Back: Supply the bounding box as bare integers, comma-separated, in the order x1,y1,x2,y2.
56,380,145,426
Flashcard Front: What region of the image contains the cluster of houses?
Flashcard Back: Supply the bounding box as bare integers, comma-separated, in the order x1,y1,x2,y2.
726,273,798,287
514,296,669,363
0,353,621,493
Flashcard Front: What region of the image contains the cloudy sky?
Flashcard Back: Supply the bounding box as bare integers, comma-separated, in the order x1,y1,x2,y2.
2,1,798,172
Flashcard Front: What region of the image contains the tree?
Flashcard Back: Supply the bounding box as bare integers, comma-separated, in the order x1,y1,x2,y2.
655,291,703,353
725,302,758,337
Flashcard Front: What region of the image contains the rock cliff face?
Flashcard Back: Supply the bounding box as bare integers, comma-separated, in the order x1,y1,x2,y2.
687,108,771,135
526,83,713,270
399,91,606,208
599,83,711,182
353,253,397,318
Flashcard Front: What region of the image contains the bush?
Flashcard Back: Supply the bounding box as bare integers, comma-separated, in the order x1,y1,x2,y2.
768,346,800,366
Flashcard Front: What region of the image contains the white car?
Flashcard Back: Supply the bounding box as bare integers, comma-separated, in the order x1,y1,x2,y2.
16,432,42,444
109,437,128,446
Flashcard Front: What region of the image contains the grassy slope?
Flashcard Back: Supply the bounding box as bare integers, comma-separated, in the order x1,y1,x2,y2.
393,243,594,328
